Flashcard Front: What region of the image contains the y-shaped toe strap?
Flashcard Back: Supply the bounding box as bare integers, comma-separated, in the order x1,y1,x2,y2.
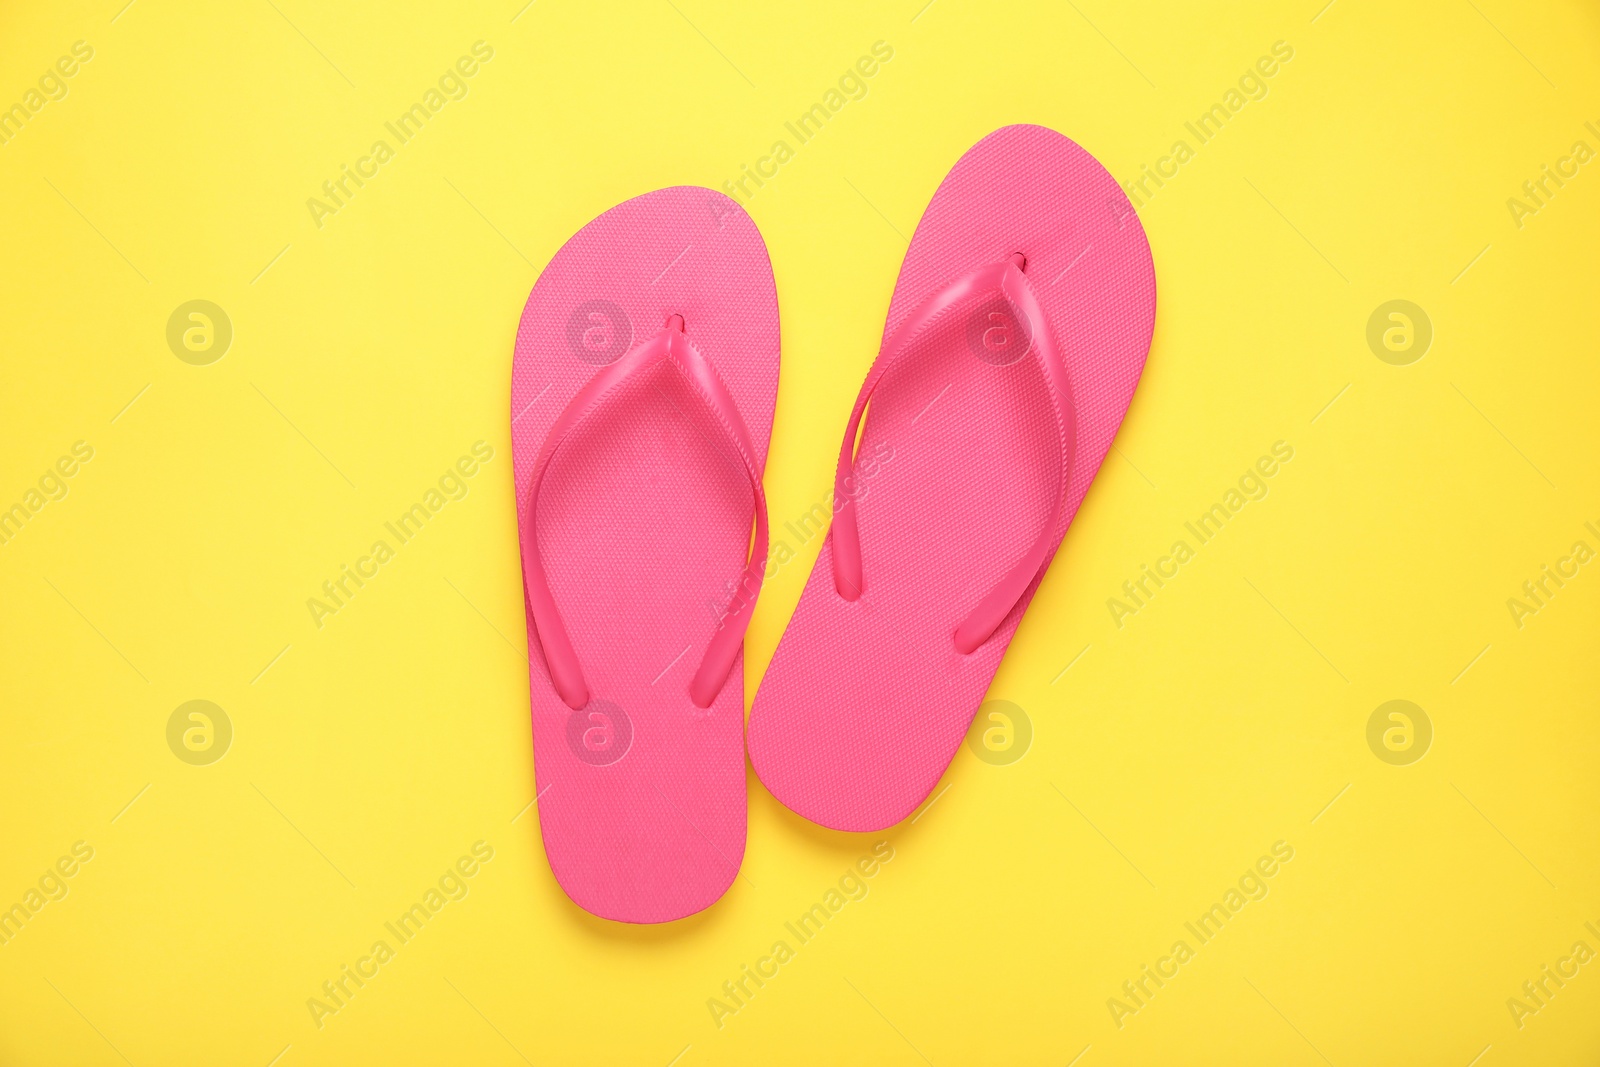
829,255,1076,653
522,316,769,709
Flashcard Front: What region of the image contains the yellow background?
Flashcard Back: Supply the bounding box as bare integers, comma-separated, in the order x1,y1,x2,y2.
2,0,1598,1063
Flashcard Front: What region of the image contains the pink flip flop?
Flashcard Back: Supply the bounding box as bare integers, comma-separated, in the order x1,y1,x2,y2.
746,125,1155,832
512,187,778,923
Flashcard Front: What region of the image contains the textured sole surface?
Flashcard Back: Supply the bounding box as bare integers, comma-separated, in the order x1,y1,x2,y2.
747,125,1155,832
512,187,778,922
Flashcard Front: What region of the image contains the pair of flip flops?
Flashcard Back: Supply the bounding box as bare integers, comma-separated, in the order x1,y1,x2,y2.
511,125,1156,923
